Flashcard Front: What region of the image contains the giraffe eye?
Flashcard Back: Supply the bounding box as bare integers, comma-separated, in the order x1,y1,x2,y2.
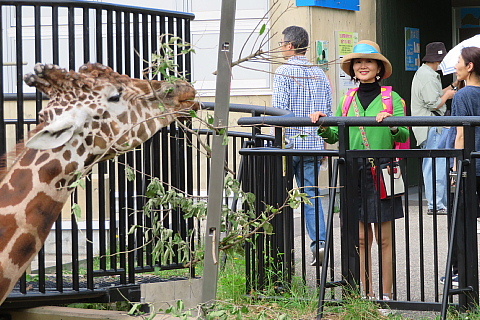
108,93,122,102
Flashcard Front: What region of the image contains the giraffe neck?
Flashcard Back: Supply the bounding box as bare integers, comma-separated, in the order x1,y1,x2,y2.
0,146,86,304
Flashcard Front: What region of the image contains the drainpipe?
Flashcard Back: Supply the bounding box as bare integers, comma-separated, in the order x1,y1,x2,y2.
201,0,237,304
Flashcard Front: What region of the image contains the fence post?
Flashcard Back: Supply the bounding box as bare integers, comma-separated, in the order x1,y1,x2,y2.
201,0,237,304
462,124,479,310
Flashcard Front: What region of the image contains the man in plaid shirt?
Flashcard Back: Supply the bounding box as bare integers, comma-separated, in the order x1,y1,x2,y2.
273,26,333,266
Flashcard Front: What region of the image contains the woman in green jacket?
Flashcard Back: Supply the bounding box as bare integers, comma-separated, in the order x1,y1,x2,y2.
310,40,409,300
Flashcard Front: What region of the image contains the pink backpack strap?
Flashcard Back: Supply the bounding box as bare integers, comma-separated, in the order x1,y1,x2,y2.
342,87,359,116
380,86,394,114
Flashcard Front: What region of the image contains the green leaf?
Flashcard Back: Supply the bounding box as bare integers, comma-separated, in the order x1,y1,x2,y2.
126,166,136,181
207,114,215,125
72,203,82,219
263,222,273,234
128,303,142,315
259,24,266,35
208,310,227,317
69,178,86,189
176,300,185,312
146,178,164,198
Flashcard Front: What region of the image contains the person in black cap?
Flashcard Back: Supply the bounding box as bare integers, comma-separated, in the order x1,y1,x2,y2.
411,42,456,215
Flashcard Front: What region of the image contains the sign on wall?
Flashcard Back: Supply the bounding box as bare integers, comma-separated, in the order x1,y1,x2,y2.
405,27,420,71
316,40,329,71
335,31,358,107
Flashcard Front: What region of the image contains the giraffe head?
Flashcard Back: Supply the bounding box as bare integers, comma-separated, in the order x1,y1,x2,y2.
24,63,198,162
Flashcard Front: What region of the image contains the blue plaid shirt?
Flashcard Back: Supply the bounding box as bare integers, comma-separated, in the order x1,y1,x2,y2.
273,55,333,150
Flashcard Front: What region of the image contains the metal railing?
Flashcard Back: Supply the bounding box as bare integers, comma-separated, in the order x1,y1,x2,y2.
238,115,480,317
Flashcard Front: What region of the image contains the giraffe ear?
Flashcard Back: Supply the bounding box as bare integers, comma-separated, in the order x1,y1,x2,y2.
26,122,76,150
26,110,89,150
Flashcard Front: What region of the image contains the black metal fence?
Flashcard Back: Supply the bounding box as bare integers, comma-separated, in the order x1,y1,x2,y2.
0,0,200,309
238,115,480,317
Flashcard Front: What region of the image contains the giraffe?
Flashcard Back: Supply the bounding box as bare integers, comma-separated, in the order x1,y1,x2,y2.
0,62,199,305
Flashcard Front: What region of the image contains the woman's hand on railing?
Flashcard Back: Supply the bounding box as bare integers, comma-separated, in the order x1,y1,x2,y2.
310,111,328,123
376,111,392,122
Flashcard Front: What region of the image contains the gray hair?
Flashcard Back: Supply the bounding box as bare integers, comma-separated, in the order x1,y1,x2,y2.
282,26,309,54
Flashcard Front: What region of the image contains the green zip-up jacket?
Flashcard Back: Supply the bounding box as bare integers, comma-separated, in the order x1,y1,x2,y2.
318,92,409,149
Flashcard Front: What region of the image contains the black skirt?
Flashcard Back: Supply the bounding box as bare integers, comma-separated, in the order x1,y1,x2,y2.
356,158,404,224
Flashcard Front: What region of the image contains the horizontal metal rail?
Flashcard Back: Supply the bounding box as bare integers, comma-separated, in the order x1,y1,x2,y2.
0,0,194,18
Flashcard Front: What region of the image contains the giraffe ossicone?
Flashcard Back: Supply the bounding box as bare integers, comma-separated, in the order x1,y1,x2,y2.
0,62,199,305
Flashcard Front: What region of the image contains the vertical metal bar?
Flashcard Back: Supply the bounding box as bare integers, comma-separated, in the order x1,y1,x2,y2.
146,14,158,269
142,13,149,74
169,122,179,265
115,10,122,72
33,4,46,293
118,154,127,283
184,19,192,83
176,17,184,76
318,159,339,318
202,0,237,303
68,6,75,70
403,158,411,300
83,7,90,63
95,7,102,63
14,5,24,143
133,12,140,77
34,5,42,116
106,9,114,67
71,192,80,291
111,10,122,275
52,5,59,64
50,4,64,293
141,12,153,269
0,5,5,157
418,155,426,301
98,163,107,271
463,125,479,310
441,161,464,319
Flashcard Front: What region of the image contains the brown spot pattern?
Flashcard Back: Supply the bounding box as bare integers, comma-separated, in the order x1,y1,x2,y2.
85,135,93,146
38,159,62,184
64,162,78,175
0,169,33,207
0,214,18,252
118,111,128,124
63,150,72,161
93,136,107,149
137,123,147,141
131,111,138,124
77,144,86,156
9,233,37,267
20,149,39,167
35,153,50,166
25,192,63,241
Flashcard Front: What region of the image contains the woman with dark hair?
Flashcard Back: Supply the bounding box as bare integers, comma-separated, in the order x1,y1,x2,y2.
310,40,409,300
443,46,480,287
453,46,480,154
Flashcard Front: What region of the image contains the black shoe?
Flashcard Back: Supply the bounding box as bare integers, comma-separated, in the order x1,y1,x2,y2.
427,208,448,215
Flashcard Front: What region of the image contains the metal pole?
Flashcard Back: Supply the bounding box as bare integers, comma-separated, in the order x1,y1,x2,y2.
201,0,236,303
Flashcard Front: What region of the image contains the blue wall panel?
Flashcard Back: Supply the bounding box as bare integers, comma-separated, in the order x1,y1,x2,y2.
296,0,360,11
